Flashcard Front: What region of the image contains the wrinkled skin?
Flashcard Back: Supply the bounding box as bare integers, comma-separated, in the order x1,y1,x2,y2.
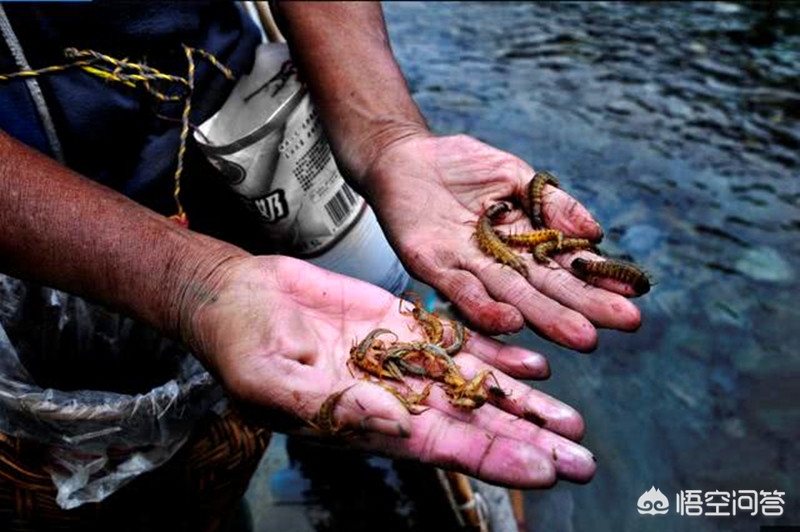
363,134,642,352
189,255,596,489
185,135,645,489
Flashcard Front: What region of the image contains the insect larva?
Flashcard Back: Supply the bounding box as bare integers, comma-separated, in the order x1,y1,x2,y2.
475,202,528,277
533,240,559,263
570,257,651,295
521,170,559,228
399,291,444,345
559,238,595,253
499,228,563,248
533,238,595,263
443,319,469,355
309,385,356,435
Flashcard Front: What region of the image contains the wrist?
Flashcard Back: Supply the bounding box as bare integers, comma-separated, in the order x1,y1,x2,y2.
168,242,251,362
344,121,432,195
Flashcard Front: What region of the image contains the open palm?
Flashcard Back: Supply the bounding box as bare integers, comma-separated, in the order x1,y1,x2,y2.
189,255,596,488
364,134,641,351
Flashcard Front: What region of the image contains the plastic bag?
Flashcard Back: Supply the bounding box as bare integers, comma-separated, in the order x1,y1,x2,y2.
0,274,224,509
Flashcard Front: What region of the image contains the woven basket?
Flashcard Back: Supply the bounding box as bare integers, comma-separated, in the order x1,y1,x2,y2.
0,409,270,532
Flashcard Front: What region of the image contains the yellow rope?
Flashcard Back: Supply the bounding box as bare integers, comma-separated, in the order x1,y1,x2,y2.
191,47,235,80
168,45,195,226
0,45,237,227
0,59,93,81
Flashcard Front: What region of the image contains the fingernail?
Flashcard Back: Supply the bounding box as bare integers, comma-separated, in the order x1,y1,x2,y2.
501,312,524,333
360,416,411,438
558,443,595,466
521,354,547,375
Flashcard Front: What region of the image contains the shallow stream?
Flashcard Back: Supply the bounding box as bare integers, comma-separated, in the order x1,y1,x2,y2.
383,2,799,530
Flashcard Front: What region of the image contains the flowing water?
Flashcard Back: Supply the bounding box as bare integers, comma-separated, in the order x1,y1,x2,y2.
382,2,799,531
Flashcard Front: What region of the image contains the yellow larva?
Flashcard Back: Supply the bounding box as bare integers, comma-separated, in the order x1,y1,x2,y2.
521,170,559,228
531,237,594,263
499,228,563,249
475,202,527,277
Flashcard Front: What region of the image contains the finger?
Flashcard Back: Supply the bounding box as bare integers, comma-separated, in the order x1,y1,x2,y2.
555,250,650,299
352,411,558,488
523,256,641,332
466,257,598,352
541,186,603,241
465,333,550,379
452,353,585,441
427,266,524,335
419,383,595,483
276,375,413,439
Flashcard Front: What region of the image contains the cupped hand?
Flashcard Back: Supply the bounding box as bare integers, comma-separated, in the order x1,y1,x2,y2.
361,134,642,351
186,255,595,488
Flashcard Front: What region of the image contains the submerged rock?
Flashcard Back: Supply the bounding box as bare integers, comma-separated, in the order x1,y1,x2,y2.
734,246,794,282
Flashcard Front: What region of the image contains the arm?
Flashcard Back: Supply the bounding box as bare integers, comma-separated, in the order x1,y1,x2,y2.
0,130,244,346
273,2,641,349
0,130,594,487
270,2,428,186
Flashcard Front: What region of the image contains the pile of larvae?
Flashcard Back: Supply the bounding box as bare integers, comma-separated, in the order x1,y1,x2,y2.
348,294,505,412
475,170,651,296
309,172,650,435
309,295,505,435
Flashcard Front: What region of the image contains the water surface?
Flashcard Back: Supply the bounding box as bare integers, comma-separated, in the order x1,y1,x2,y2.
383,2,799,530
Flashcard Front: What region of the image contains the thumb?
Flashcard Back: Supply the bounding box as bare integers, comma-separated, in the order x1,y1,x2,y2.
302,381,414,439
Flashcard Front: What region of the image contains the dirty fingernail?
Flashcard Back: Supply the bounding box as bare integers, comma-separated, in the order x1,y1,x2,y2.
521,354,548,375
559,443,594,465
361,416,411,438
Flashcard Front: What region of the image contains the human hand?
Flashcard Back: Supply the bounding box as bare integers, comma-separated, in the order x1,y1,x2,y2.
361,134,642,351
185,255,596,488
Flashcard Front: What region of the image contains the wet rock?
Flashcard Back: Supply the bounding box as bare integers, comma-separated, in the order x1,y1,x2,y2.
688,41,707,55
734,246,794,282
714,2,742,14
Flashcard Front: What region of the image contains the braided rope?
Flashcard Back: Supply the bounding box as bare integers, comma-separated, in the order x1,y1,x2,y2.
0,45,237,227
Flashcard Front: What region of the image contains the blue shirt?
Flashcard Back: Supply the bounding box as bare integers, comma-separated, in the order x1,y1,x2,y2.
0,2,263,245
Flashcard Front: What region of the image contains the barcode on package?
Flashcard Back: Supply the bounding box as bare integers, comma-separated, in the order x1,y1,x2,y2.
324,183,358,227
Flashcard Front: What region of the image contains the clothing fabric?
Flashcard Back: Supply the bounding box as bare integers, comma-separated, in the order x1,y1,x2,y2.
0,1,263,242
0,3,264,507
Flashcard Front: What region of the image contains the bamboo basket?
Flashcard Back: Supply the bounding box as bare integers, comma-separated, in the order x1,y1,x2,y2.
0,408,270,532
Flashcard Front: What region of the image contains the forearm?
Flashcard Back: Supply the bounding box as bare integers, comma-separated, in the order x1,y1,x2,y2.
0,131,249,346
273,1,430,193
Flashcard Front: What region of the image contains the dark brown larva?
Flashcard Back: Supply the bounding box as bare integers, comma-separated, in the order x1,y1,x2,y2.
475,202,528,277
570,257,651,295
521,170,559,228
